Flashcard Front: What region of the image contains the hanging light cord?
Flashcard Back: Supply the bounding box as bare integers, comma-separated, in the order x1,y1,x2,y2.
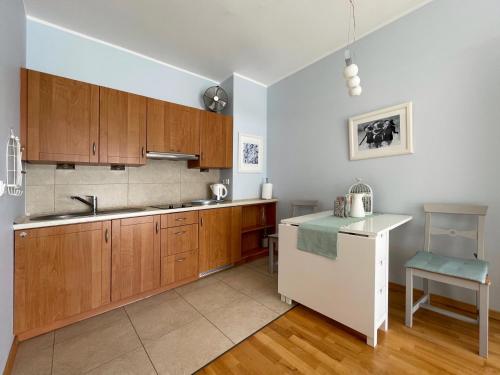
347,0,357,48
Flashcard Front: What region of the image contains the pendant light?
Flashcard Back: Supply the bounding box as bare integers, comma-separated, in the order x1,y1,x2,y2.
343,0,362,96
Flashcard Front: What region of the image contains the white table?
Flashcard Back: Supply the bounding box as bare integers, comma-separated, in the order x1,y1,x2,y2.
278,211,412,347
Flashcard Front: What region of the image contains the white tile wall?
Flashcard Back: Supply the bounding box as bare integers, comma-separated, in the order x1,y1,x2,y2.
25,161,221,215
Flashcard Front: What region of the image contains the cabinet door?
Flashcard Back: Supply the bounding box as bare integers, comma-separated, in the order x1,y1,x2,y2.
26,70,99,163
14,222,111,334
100,87,147,165
199,207,240,273
169,104,200,155
146,100,200,155
189,112,232,169
111,216,160,301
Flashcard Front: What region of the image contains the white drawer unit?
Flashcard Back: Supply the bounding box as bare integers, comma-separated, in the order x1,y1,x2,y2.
278,211,411,347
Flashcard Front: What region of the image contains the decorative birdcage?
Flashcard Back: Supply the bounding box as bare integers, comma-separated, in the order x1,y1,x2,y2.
348,178,373,215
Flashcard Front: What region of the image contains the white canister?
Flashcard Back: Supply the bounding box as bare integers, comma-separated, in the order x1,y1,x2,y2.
261,179,273,200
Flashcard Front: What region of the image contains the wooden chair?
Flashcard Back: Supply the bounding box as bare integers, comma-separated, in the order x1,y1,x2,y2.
405,203,490,357
268,200,319,274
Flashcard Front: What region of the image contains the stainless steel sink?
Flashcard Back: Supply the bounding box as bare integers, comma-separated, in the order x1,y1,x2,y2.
30,207,148,221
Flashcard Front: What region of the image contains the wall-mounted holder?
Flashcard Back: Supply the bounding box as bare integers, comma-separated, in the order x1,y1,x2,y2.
5,129,23,197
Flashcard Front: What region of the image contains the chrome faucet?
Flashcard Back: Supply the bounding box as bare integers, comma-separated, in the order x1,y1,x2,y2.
71,195,98,214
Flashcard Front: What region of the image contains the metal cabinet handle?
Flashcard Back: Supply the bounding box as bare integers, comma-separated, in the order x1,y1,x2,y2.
174,231,186,235
200,217,203,226
105,228,109,243
175,217,187,221
19,231,27,238
142,146,145,158
176,257,186,262
156,222,159,234
92,142,96,155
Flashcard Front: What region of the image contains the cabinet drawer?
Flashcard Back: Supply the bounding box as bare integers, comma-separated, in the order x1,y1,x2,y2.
161,224,198,257
161,211,199,228
161,250,198,286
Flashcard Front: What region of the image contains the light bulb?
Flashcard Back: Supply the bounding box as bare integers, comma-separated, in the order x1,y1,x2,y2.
349,86,362,96
343,63,358,79
347,75,360,88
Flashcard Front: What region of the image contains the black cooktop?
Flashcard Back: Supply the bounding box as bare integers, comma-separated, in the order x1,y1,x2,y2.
151,203,193,210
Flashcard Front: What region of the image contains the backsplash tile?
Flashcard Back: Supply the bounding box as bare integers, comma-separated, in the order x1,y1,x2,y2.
128,183,181,206
128,160,181,184
55,165,129,185
26,185,55,215
55,184,128,212
26,164,55,186
25,161,221,215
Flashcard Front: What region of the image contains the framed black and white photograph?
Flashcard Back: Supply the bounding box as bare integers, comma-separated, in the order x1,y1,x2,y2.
348,102,413,160
238,133,264,173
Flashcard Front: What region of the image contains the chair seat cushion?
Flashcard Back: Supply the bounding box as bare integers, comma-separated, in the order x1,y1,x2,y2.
405,251,488,283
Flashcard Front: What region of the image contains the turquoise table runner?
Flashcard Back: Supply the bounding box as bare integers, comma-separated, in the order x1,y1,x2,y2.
297,215,370,259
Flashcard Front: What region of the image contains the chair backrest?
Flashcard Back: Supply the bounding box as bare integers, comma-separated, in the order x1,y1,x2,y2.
290,200,319,217
423,203,488,260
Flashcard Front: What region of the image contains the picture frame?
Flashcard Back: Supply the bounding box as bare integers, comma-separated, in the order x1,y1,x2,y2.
238,133,264,173
348,102,413,161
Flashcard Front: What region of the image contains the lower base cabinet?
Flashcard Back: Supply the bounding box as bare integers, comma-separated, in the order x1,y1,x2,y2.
14,222,111,335
13,203,274,339
111,216,161,302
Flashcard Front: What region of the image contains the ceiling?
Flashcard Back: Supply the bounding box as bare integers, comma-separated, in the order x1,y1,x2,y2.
23,0,431,86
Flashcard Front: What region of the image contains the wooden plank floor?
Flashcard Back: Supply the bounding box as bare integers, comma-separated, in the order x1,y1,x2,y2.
198,286,500,374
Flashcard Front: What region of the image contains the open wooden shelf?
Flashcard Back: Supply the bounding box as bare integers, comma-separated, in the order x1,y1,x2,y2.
241,247,268,261
241,224,275,234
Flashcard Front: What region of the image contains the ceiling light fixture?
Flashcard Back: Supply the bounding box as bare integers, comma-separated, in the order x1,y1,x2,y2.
343,0,362,96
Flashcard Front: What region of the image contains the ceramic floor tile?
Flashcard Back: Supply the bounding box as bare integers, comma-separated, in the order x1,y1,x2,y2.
204,298,278,344
145,317,233,375
125,290,201,343
12,332,54,375
248,283,295,314
221,268,276,295
52,314,141,375
84,347,156,375
215,265,260,282
55,308,127,344
181,280,247,315
175,274,220,296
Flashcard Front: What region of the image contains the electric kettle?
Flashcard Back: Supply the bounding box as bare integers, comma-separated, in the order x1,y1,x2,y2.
210,183,228,201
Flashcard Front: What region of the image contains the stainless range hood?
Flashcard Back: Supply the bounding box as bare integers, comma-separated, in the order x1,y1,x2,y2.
146,152,199,161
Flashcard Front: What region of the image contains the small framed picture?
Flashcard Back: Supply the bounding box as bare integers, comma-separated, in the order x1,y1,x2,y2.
348,102,414,161
238,133,263,173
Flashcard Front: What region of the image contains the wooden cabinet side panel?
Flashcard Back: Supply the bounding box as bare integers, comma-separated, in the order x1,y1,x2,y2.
89,85,100,163
224,115,233,168
111,220,121,301
153,215,161,290
20,68,27,160
231,206,242,263
26,70,40,160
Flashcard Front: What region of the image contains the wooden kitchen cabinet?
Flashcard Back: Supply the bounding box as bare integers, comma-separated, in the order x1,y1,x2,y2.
199,207,241,273
14,221,111,335
147,99,200,155
188,111,232,169
111,216,161,301
100,87,147,165
22,69,99,163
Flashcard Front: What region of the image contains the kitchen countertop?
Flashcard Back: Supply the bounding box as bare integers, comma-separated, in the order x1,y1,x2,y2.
14,198,278,230
281,210,412,237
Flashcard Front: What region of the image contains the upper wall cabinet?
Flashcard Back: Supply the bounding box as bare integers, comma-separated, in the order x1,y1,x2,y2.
22,69,99,163
188,111,232,169
147,99,200,155
99,87,147,165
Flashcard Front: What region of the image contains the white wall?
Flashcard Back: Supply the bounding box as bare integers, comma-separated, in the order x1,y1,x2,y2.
230,75,268,200
268,0,500,308
26,19,216,109
0,0,25,369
